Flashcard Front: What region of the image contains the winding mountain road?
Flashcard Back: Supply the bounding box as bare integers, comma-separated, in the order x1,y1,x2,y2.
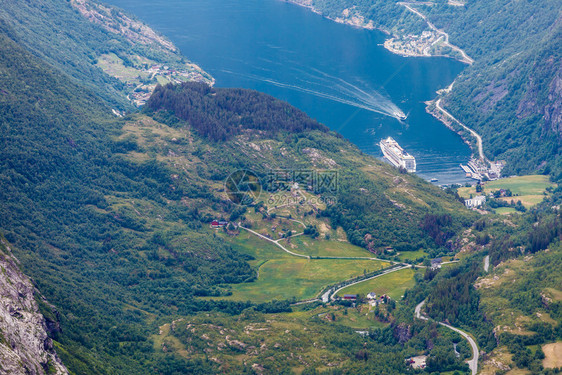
414,300,479,374
398,2,474,65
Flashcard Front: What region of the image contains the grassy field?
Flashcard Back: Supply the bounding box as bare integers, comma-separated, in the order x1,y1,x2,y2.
457,175,555,208
485,175,555,195
286,236,374,258
398,249,427,261
335,268,417,300
214,231,389,302
324,305,387,330
498,195,546,207
494,207,518,215
97,53,149,84
223,257,388,301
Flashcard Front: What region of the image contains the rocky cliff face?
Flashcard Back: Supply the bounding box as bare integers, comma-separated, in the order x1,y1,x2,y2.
0,238,67,375
544,65,562,135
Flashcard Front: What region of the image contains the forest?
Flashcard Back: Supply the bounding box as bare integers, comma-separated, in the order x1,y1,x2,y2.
145,82,329,141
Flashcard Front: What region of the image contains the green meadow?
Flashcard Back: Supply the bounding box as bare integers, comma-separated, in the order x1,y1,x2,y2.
287,236,377,258
214,231,389,302
457,175,556,208
335,268,417,300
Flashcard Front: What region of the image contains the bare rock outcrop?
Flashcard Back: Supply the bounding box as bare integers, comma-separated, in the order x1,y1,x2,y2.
0,238,68,375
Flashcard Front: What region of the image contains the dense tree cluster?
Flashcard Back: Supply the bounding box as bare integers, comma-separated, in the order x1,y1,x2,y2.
145,82,328,141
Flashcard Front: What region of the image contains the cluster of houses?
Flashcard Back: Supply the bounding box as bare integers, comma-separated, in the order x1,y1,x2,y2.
128,64,210,106
464,187,516,209
430,258,442,270
341,292,391,307
210,220,228,228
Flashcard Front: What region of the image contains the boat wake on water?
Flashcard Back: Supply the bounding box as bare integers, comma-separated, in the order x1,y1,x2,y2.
222,66,407,120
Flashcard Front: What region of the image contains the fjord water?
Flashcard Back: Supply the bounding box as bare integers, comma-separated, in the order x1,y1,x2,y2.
108,0,472,184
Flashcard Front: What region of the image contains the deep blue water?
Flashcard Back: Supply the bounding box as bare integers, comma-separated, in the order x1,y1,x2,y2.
107,0,472,184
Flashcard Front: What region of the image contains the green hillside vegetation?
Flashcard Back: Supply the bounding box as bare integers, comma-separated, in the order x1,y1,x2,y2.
152,305,472,374
3,1,561,373
476,245,562,373
0,0,211,108
0,28,259,373
144,82,476,258
0,20,480,373
408,200,562,373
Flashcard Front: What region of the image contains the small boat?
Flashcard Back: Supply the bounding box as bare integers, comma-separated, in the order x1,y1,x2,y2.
393,110,407,121
430,178,438,182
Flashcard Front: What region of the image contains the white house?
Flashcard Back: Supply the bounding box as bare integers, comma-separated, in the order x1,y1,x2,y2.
465,195,486,209
366,292,377,300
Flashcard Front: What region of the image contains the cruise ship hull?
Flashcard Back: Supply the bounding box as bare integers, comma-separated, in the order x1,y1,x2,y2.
380,137,416,173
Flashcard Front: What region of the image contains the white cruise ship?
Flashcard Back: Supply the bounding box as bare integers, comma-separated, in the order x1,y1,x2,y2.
379,137,416,172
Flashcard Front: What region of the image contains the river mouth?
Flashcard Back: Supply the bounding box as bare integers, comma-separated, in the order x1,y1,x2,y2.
106,0,472,185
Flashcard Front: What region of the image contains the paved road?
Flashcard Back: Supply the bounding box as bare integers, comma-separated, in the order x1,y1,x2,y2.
415,300,428,320
415,300,479,374
436,98,487,162
439,321,479,375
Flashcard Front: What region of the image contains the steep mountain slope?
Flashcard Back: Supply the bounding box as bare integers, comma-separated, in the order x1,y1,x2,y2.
289,0,562,178
144,82,475,255
0,26,253,373
0,0,212,108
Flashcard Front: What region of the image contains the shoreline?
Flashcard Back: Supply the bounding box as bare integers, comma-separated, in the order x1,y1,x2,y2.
283,0,473,65
284,0,385,32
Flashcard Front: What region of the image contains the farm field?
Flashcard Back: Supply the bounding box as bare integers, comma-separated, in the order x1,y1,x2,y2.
214,231,389,302
222,257,388,302
494,207,518,215
485,175,555,195
335,267,417,300
286,236,375,258
457,175,556,208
